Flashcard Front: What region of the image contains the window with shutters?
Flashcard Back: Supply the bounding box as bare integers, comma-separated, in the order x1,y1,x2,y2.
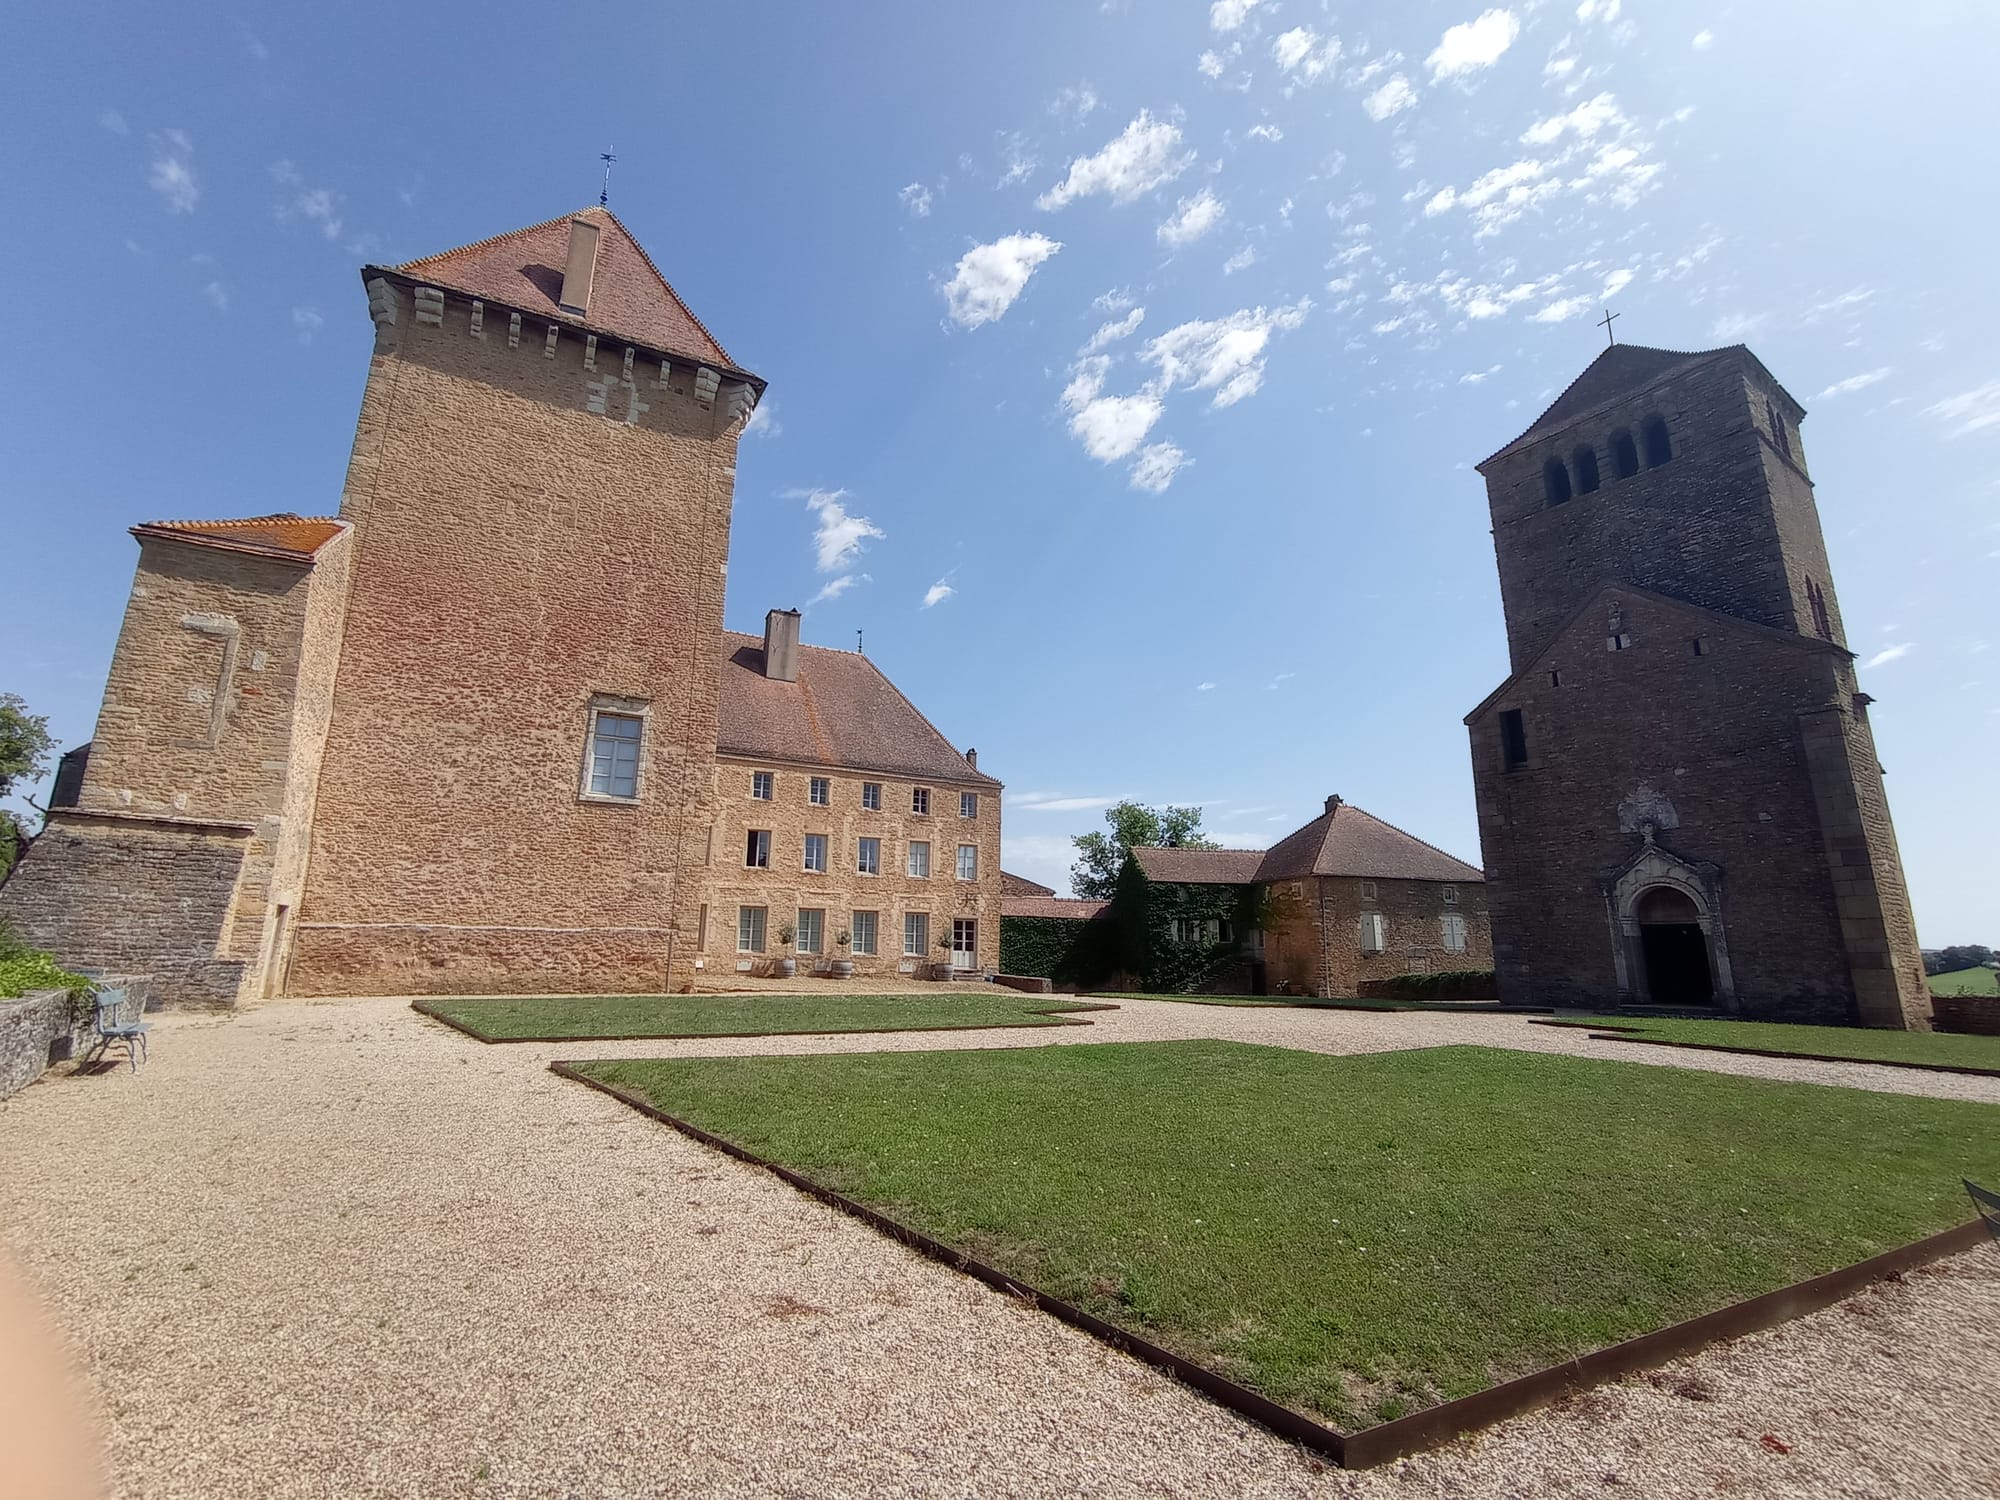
1441,914,1468,952
851,910,878,956
1358,913,1387,954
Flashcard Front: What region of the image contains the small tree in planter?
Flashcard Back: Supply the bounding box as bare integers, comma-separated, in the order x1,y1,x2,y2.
936,932,957,979
831,929,854,979
774,922,797,978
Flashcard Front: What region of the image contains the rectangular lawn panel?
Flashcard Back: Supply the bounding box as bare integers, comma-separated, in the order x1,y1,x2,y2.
1559,1015,2000,1073
419,993,1110,1042
575,1040,1998,1430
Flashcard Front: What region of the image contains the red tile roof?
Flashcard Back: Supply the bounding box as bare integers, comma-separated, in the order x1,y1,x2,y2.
716,633,1000,787
1002,896,1109,921
384,207,745,374
1001,871,1057,897
1130,801,1483,886
132,514,348,562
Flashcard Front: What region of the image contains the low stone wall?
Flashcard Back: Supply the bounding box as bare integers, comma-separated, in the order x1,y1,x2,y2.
1931,995,2000,1036
991,973,1053,995
0,989,89,1101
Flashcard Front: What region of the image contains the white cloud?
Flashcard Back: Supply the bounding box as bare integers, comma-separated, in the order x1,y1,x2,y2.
898,182,932,218
1927,381,2000,437
291,306,323,343
1009,793,1118,812
1048,84,1100,122
1273,27,1343,82
1711,311,1768,341
923,579,956,608
1143,299,1311,408
941,232,1062,328
1196,682,1218,692
1081,307,1145,353
1157,188,1225,247
201,280,229,311
1460,364,1502,384
1806,286,1875,322
1062,359,1166,461
1037,111,1194,209
1222,246,1258,275
1530,296,1594,323
811,573,868,606
1576,0,1622,20
742,401,781,438
270,160,344,239
997,133,1038,187
799,489,886,572
1129,442,1189,493
99,109,128,134
1210,0,1265,31
1692,29,1715,49
1095,287,1138,314
1428,10,1520,80
148,131,197,213
1266,671,1296,690
1602,268,1635,298
1362,75,1418,121
1863,643,1912,669
1197,50,1228,79
1245,122,1283,142
1814,368,1891,400
1522,93,1625,146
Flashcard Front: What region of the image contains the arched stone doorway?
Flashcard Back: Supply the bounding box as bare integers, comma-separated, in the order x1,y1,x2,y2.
1634,885,1714,1005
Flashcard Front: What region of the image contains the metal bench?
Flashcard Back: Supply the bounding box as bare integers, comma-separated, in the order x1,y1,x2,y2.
1967,1179,2000,1243
85,988,150,1072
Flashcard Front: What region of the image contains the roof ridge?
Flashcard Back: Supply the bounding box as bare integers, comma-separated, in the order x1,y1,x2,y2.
1337,803,1482,876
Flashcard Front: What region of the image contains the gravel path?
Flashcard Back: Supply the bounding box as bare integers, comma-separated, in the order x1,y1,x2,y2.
1,995,1995,1499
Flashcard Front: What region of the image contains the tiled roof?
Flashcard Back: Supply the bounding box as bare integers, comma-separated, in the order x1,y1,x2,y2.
1481,343,1738,466
1001,871,1057,897
384,207,747,374
131,514,348,561
1002,896,1109,921
1255,801,1484,883
716,633,1000,787
1129,846,1267,885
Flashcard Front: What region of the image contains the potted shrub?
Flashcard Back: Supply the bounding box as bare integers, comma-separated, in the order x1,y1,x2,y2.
830,929,854,979
774,922,797,978
935,932,956,980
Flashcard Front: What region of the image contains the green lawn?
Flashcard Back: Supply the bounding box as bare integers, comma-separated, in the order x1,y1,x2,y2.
416,992,1112,1042
1556,1015,2000,1073
1931,967,2000,998
573,1040,1998,1430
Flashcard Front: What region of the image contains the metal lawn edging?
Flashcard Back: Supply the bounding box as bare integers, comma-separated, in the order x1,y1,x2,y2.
412,996,1117,1045
1528,1019,2000,1080
549,1059,1985,1469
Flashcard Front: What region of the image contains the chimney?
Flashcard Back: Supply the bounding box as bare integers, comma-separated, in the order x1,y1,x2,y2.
1325,794,1343,816
965,748,978,770
557,217,602,316
763,608,801,683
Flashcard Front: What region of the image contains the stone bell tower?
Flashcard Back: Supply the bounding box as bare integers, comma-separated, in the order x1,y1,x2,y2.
1463,342,1930,1028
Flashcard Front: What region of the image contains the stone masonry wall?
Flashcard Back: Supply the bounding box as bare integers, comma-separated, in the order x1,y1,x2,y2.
699,758,1003,978
290,279,745,997
1257,876,1490,997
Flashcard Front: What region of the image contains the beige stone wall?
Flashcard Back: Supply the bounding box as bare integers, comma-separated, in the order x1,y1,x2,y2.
290,279,745,997
1314,876,1493,998
698,756,1003,979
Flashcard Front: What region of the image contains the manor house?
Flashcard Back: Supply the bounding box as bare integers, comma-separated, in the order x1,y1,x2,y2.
2,209,1002,1003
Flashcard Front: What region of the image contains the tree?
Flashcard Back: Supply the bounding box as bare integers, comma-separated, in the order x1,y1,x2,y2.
1069,800,1216,899
1924,945,1997,976
0,693,57,882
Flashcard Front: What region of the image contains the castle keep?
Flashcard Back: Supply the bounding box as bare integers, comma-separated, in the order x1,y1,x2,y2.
1464,343,1930,1027
3,209,1002,1002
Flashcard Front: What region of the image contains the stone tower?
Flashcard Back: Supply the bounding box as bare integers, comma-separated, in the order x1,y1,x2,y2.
285,209,764,997
1463,343,1930,1028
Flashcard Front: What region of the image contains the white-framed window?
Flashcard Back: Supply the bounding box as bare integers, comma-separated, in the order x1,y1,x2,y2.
960,791,978,818
907,841,930,879
744,830,771,869
904,911,929,956
751,771,774,801
857,837,880,876
1441,914,1468,953
861,782,882,810
737,906,767,953
583,706,644,800
911,787,930,815
1171,918,1223,945
1442,885,1459,906
796,908,824,956
1358,912,1387,954
810,776,830,806
852,910,878,956
1359,879,1378,901
956,844,977,881
803,834,827,874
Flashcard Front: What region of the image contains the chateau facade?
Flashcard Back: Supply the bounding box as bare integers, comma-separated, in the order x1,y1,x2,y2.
2,209,1001,1002
1464,343,1929,1027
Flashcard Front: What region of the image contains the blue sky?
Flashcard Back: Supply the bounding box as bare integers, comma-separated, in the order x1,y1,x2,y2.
5,1,1997,939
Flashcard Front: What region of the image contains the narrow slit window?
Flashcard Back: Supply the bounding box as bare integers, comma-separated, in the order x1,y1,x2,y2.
1500,709,1528,771
1571,444,1601,494
1642,415,1672,467
1611,429,1639,479
1543,457,1573,506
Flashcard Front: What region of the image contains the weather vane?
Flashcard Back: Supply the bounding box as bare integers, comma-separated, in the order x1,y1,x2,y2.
1598,307,1620,347
598,147,617,208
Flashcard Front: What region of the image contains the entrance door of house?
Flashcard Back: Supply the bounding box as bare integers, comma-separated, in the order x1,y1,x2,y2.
951,918,978,971
1635,887,1714,1005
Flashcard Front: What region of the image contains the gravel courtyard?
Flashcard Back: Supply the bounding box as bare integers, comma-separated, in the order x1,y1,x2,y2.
3,994,1997,1499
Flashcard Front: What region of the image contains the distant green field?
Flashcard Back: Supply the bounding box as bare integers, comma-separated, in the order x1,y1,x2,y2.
1931,967,2000,998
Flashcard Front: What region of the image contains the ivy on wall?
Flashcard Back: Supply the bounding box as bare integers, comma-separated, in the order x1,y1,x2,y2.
997,915,1117,987
1107,859,1265,994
